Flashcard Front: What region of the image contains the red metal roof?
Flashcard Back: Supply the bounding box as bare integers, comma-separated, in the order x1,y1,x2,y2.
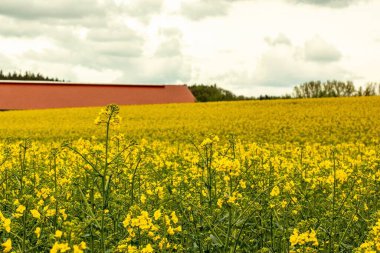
0,81,195,109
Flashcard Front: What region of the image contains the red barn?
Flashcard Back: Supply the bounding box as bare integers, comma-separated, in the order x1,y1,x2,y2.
0,81,195,110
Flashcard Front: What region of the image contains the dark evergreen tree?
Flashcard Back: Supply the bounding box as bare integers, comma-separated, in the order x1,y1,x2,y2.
0,70,63,82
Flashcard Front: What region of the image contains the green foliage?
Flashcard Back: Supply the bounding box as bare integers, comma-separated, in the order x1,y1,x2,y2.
257,94,292,100
293,80,380,98
188,84,241,102
0,70,64,82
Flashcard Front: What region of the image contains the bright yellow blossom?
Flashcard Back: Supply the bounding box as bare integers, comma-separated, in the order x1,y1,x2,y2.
54,230,63,238
16,205,26,214
1,239,11,253
30,209,41,219
141,244,154,253
154,210,161,220
35,227,41,238
270,186,280,197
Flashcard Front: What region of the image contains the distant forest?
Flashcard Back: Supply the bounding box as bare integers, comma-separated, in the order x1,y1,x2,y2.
189,81,380,102
1,70,379,101
0,70,63,82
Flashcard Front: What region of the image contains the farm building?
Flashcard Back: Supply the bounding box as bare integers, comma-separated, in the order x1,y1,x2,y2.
0,81,195,110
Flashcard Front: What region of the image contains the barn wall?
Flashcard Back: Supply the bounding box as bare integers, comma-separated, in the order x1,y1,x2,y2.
0,82,195,109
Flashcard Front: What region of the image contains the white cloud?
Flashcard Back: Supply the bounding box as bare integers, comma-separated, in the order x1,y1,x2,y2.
194,34,353,96
265,34,292,47
253,43,350,88
304,36,342,62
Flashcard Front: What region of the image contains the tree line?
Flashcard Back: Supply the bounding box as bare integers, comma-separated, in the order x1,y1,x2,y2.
0,70,63,82
293,80,380,98
188,84,254,102
189,81,380,102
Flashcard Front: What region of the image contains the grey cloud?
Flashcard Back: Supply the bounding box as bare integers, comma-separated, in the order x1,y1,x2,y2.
93,41,143,58
126,0,164,16
180,0,251,20
28,42,142,71
0,16,94,39
24,45,137,73
265,34,292,47
21,24,145,71
86,26,143,43
155,38,182,57
79,25,145,59
0,0,106,20
304,36,342,62
180,0,230,20
0,0,188,85
0,17,44,38
288,0,365,8
116,0,164,22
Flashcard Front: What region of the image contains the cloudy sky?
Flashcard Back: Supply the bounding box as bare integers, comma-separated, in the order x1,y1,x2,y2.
0,0,379,96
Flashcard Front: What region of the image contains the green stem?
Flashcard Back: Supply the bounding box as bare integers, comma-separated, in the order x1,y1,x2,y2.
101,119,111,253
330,151,336,253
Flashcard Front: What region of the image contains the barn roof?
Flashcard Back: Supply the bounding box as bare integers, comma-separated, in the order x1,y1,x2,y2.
0,81,195,110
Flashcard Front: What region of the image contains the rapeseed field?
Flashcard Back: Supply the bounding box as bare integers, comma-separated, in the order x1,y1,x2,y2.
1,96,379,144
0,97,379,252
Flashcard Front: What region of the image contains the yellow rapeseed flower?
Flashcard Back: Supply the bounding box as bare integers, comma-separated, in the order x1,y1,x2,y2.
54,230,63,238
217,198,223,208
1,239,11,253
141,244,154,253
30,209,41,219
167,226,175,235
141,194,147,204
35,227,41,238
16,204,26,214
154,210,161,220
50,242,70,253
270,186,280,197
171,211,178,224
73,241,87,253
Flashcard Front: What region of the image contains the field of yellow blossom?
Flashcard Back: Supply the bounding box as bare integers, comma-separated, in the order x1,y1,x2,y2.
0,97,379,252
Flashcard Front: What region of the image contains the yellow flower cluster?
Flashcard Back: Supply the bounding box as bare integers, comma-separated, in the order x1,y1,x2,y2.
120,208,182,251
290,228,319,247
50,240,86,253
0,212,11,233
1,239,11,253
355,217,380,252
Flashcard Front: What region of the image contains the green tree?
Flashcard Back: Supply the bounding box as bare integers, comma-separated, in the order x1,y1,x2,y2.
0,70,63,82
294,80,358,98
189,84,239,102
